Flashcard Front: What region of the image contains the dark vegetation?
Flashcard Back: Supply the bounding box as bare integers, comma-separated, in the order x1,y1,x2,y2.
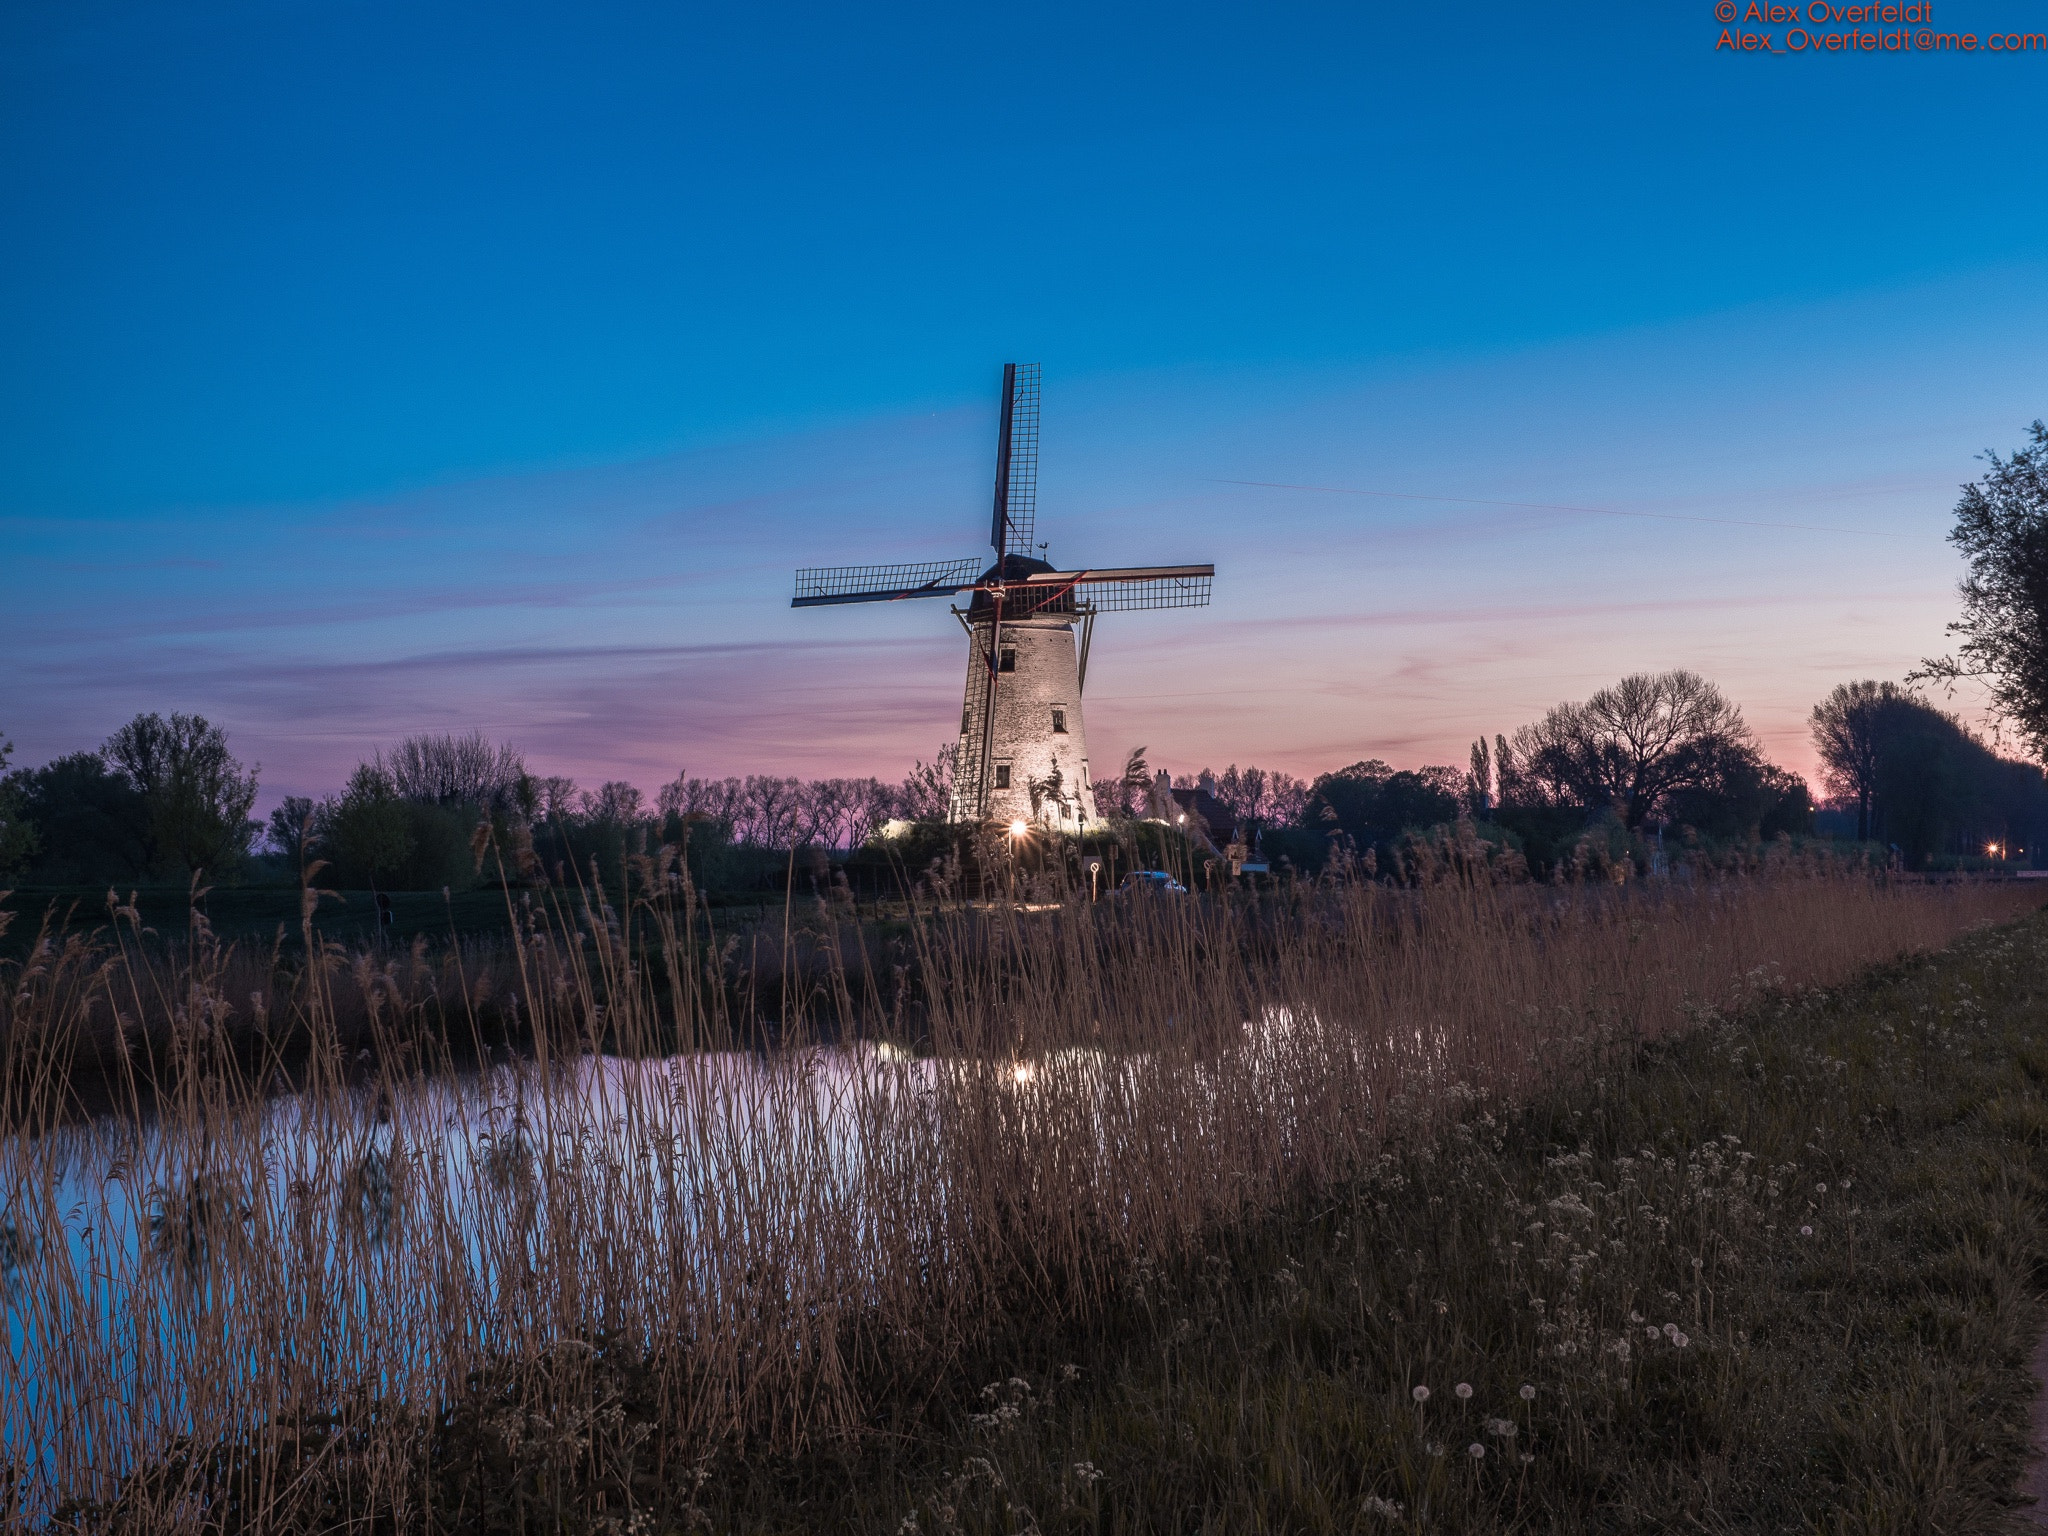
5,661,2044,961
11,880,2041,1532
651,904,2048,1533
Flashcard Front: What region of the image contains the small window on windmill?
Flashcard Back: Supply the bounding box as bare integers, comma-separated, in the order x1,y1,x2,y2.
961,707,971,735
998,647,1017,673
994,763,1012,789
1051,707,1067,734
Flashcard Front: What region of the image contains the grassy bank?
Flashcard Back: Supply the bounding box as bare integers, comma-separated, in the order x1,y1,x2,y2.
4,873,2039,1531
686,906,2048,1533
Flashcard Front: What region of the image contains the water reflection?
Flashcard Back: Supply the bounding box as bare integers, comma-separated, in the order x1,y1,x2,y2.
3,1004,1444,1509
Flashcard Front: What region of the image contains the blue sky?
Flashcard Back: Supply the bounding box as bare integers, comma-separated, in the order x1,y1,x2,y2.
4,1,2046,804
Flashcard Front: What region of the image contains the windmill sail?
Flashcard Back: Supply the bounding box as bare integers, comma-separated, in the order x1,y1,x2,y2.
791,559,982,607
1003,564,1215,616
989,363,1039,558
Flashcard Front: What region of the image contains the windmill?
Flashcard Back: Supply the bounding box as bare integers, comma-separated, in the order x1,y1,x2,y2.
793,363,1214,828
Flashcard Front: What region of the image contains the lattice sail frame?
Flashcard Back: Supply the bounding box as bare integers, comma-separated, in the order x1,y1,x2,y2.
1026,567,1212,614
991,362,1039,559
791,559,982,607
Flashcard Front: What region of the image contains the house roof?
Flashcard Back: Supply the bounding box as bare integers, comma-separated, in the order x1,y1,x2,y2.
1167,786,1237,841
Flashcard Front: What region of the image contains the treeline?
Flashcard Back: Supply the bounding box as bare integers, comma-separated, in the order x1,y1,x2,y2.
1163,671,2047,879
2,668,2042,895
0,722,968,895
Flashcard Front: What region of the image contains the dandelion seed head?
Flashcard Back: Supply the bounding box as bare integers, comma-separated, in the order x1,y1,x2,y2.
1412,1385,1430,1402
1519,1384,1536,1401
1816,1182,1827,1193
1454,1382,1473,1399
1800,1224,1813,1237
1467,1442,1486,1458
1674,1332,1690,1348
1662,1322,1679,1339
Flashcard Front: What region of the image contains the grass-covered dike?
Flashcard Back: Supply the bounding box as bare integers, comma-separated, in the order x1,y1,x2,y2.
694,912,2048,1533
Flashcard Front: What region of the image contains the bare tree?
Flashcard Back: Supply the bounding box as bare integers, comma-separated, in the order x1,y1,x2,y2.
1090,746,1151,819
739,776,803,847
580,781,645,823
1267,771,1311,827
844,779,900,847
1214,765,1269,825
385,731,526,811
1508,671,1756,828
897,745,957,822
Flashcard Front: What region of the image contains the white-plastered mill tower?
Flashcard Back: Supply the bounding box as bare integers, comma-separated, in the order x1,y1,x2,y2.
792,363,1213,829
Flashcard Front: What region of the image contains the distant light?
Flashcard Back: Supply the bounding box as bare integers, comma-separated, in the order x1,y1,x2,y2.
1009,820,1029,837
1177,813,1186,824
1010,1061,1035,1084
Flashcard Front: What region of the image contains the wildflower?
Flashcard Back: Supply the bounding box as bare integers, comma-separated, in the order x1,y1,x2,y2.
1485,1417,1517,1438
1071,1462,1103,1485
1362,1494,1403,1517
1454,1382,1473,1400
1800,1224,1813,1237
1425,1440,1445,1457
1468,1442,1486,1458
1816,1181,1828,1194
1519,1384,1536,1401
1412,1385,1431,1403
1673,1332,1690,1348
1662,1322,1679,1340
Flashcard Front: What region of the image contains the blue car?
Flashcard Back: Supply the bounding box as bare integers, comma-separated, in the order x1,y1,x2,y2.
1116,870,1188,896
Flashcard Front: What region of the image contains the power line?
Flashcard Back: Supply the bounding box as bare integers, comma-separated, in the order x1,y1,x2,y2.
1213,479,1903,538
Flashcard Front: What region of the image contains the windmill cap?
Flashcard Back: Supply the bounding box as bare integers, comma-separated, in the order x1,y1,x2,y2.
967,555,1074,617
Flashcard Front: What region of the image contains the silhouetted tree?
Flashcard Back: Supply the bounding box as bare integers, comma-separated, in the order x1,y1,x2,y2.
1307,760,1464,856
385,731,526,812
327,764,414,892
1811,681,1909,840
266,796,320,866
103,712,259,877
7,753,150,883
1919,421,2048,759
0,728,40,877
1507,671,1755,829
895,744,958,821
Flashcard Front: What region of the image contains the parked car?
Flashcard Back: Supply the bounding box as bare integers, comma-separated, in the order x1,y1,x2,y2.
1115,870,1187,896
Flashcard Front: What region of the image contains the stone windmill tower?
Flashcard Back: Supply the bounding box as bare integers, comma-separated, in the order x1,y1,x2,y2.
793,364,1214,829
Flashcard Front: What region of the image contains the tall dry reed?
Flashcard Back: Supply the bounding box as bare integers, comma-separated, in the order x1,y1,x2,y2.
0,865,2033,1528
